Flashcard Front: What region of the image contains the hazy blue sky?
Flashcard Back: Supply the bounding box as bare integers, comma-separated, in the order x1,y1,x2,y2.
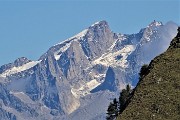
0,0,179,66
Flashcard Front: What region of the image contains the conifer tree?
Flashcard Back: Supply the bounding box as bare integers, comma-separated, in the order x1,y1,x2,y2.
106,98,118,120
119,84,131,113
106,84,132,119
139,64,149,79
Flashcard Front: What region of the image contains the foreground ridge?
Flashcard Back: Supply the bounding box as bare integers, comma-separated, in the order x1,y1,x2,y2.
118,27,180,120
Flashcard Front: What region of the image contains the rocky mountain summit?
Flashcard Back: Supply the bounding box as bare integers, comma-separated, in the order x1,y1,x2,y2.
0,20,178,120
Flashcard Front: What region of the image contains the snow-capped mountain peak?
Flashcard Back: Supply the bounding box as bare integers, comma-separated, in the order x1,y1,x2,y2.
148,20,163,27
0,20,178,120
140,20,163,42
42,20,113,62
90,20,108,27
55,20,109,47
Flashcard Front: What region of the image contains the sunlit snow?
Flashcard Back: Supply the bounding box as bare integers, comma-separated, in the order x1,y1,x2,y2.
93,45,135,68
0,61,40,77
71,79,101,98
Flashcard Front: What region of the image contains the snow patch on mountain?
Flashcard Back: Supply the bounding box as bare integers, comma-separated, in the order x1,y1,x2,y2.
147,21,162,27
10,91,35,104
0,61,40,77
90,21,103,27
70,29,88,40
54,42,71,60
71,79,101,98
93,45,135,68
53,29,89,61
109,34,127,51
55,29,88,46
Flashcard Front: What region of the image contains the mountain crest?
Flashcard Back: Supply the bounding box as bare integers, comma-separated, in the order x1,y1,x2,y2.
88,20,111,35
148,20,163,27
89,20,109,27
14,57,31,67
0,57,31,74
140,20,163,42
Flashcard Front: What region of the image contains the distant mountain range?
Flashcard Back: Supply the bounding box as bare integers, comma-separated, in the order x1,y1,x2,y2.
0,20,178,120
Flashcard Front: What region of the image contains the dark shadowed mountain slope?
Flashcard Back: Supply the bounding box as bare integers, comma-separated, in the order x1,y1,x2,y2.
91,67,117,92
118,27,180,120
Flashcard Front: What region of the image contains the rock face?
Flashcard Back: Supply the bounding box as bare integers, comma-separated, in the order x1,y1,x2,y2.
91,67,117,92
0,83,38,120
118,27,180,120
0,21,178,120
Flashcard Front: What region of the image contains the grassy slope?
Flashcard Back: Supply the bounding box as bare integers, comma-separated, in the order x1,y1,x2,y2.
118,29,180,120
